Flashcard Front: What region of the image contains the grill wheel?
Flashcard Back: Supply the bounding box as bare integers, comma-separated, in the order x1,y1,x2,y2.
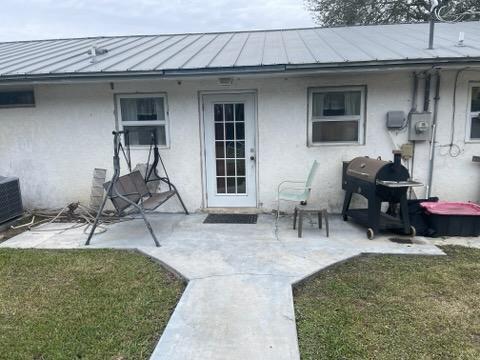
367,228,375,240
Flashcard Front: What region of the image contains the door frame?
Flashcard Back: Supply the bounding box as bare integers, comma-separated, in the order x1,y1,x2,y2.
199,90,258,209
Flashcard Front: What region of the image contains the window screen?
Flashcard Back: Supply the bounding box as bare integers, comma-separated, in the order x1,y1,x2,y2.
309,88,364,144
119,96,168,146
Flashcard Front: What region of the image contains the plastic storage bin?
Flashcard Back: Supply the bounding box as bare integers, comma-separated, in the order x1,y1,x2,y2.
420,201,480,237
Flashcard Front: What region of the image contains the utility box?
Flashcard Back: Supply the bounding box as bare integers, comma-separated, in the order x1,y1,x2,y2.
409,112,432,141
386,111,406,129
0,176,23,224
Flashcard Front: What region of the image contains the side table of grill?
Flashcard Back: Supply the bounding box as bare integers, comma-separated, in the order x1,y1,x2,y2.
293,205,329,238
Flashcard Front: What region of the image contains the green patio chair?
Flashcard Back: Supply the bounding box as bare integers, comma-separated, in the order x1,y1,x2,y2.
276,161,319,217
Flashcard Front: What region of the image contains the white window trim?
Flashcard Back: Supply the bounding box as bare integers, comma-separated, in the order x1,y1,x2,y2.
466,82,480,143
307,86,366,146
115,92,170,149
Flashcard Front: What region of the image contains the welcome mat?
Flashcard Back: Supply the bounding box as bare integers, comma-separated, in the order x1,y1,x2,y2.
203,214,258,224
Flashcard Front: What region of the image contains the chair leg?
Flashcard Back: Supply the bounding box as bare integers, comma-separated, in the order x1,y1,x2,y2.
293,207,297,229
318,211,322,229
324,210,329,237
298,211,303,238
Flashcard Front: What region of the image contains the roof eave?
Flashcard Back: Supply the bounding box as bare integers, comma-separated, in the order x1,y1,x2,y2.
1,58,480,84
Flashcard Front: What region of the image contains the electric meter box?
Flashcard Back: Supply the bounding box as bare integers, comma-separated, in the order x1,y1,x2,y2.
408,112,432,141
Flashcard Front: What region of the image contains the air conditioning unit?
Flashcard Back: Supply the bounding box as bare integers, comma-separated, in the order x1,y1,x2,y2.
0,176,23,224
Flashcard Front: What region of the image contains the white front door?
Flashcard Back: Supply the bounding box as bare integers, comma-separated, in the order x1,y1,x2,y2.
203,93,257,207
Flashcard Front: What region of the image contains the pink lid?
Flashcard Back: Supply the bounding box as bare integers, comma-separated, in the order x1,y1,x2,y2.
420,201,480,216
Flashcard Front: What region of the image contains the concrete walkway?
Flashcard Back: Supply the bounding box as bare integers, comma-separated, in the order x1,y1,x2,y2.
0,214,444,360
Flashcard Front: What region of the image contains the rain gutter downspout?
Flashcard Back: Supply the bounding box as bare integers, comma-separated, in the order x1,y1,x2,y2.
427,71,440,198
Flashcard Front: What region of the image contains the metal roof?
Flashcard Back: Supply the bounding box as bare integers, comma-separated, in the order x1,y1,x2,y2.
0,21,479,81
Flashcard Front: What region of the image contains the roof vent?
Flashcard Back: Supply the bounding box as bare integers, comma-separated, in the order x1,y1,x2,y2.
456,31,465,47
87,44,108,63
218,77,234,86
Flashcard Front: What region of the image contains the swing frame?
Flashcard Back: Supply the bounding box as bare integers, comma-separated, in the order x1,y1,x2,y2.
85,130,188,247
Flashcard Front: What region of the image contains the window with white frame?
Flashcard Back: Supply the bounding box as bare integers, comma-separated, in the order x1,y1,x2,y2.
468,84,480,140
118,94,168,146
308,86,365,144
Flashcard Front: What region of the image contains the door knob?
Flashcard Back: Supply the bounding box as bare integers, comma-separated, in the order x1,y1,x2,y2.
250,155,255,161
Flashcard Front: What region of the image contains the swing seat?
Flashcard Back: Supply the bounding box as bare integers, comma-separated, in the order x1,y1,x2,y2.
105,171,175,213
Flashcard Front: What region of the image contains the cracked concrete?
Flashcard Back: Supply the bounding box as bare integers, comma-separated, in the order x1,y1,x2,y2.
0,213,444,360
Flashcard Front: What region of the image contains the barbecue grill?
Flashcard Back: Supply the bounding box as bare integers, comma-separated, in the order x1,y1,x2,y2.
341,151,422,239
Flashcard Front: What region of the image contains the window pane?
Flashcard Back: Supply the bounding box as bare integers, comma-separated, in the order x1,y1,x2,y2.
235,103,244,121
217,178,226,194
124,125,166,145
236,160,245,176
226,177,236,193
312,120,358,142
216,160,225,176
120,97,164,122
0,90,35,107
312,91,361,117
214,104,223,122
215,141,225,158
237,177,246,193
225,104,234,122
226,141,235,158
226,160,236,176
236,141,245,158
472,87,480,112
471,116,480,139
235,122,245,140
225,123,235,140
215,123,224,140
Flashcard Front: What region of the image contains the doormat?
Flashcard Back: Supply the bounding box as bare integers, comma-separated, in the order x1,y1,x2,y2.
389,237,413,244
203,214,258,224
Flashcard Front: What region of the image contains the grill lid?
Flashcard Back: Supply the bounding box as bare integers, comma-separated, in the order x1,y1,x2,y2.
346,157,389,183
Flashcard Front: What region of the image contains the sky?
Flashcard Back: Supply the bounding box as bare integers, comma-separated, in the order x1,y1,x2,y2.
0,0,316,42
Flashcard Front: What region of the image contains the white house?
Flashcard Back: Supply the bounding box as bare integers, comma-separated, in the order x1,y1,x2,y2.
1,22,480,213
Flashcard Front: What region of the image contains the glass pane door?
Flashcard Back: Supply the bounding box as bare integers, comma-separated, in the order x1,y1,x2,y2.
214,103,246,194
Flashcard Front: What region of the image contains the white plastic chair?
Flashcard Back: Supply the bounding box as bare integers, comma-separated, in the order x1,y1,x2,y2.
276,161,319,217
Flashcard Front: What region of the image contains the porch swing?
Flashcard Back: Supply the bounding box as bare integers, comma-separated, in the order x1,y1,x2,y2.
85,129,188,247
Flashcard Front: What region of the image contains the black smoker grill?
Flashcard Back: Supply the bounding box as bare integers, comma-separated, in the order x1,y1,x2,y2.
342,151,422,239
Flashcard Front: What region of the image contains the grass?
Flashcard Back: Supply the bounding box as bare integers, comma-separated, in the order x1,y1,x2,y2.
294,246,480,360
0,249,185,359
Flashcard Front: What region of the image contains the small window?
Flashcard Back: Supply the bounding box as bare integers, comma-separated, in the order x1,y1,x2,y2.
117,94,168,146
308,87,365,145
0,90,35,108
468,85,480,140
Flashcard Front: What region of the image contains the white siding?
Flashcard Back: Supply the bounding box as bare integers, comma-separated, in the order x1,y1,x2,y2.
1,69,479,212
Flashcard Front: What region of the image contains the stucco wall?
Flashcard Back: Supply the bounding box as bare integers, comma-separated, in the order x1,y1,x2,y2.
1,69,479,213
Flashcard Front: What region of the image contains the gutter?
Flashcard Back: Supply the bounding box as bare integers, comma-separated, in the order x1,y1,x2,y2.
1,58,480,84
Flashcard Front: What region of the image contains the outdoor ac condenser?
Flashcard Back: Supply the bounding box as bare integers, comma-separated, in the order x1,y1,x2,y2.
0,176,23,224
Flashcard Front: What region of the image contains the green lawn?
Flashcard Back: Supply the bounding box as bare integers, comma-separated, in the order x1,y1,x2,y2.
294,246,480,360
0,249,185,359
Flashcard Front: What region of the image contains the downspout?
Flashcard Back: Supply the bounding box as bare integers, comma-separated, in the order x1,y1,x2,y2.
409,72,419,188
423,72,431,112
427,71,440,197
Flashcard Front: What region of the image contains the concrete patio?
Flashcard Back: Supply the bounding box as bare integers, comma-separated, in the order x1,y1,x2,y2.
0,213,444,360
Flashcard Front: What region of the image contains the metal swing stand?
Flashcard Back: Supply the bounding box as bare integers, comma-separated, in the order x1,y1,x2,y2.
85,130,188,247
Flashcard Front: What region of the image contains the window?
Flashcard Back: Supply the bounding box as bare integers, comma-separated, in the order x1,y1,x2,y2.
308,87,365,144
468,84,480,140
117,94,168,146
0,90,35,108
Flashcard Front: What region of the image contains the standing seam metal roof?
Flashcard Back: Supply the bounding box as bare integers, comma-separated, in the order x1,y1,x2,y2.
0,22,479,79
